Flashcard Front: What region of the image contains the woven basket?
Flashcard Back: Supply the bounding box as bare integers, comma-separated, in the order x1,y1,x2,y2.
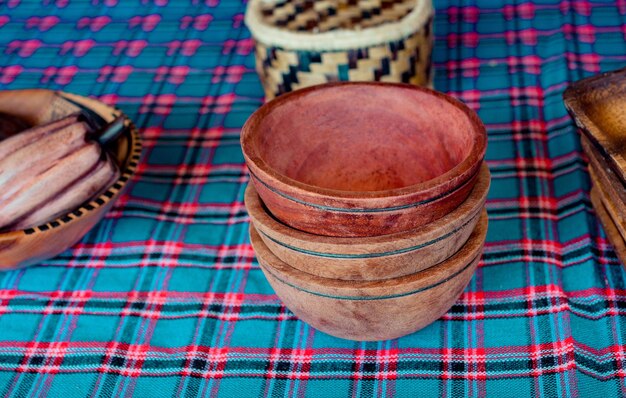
245,0,434,100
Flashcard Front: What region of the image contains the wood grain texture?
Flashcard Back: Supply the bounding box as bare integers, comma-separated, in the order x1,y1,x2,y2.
590,170,626,241
564,66,626,185
590,189,626,268
582,134,626,242
250,211,488,341
241,82,487,237
582,136,626,212
246,163,490,281
0,89,142,269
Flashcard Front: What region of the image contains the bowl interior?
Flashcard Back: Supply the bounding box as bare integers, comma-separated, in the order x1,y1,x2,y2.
567,69,626,154
252,84,478,192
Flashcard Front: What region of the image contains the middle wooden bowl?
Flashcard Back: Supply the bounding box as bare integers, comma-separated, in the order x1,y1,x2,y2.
246,163,490,281
241,82,487,237
250,211,488,341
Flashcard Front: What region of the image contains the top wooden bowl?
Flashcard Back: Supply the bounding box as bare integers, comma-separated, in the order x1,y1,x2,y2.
0,89,142,269
241,82,487,237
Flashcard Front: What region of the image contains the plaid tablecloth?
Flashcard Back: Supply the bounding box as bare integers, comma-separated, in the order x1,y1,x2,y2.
0,0,625,397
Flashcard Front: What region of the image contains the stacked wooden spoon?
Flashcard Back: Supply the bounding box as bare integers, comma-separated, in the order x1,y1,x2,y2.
564,67,626,265
242,82,489,341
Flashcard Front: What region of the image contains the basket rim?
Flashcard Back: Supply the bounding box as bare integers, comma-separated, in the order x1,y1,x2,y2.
245,0,433,51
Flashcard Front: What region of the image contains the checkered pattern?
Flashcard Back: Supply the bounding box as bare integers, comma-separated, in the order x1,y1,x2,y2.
0,0,625,396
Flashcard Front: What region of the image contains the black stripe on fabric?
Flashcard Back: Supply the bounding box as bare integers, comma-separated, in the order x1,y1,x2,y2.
0,351,618,380
140,170,246,180
4,295,623,319
115,206,248,220
489,157,586,175
487,199,586,217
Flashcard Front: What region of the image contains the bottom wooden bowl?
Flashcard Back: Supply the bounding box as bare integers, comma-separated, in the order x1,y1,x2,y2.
250,211,488,341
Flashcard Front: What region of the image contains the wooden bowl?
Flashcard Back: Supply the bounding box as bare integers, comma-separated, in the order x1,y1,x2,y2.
241,82,487,237
246,162,490,281
250,211,488,341
0,89,142,269
563,66,626,184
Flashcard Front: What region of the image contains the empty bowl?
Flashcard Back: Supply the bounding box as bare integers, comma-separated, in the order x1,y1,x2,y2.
246,162,490,280
0,89,141,269
241,82,487,237
250,211,488,341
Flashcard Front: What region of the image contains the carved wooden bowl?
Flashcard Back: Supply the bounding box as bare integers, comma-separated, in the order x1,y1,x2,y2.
246,162,489,281
241,82,487,237
250,211,488,341
0,89,141,269
564,66,626,184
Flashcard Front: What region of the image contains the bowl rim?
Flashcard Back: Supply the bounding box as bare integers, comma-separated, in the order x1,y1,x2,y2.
245,0,433,51
241,81,487,201
250,211,487,299
0,90,142,239
246,163,490,256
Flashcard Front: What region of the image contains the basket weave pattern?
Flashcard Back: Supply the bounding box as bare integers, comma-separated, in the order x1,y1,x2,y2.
248,0,434,99
260,0,415,33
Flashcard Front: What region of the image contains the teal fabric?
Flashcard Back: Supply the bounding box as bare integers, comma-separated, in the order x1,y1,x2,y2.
0,0,625,396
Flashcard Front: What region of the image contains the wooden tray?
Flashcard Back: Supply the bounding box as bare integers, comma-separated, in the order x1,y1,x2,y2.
590,188,626,267
564,67,626,185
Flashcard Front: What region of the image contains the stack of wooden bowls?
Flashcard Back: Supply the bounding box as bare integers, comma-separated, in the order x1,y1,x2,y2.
241,82,489,341
564,67,626,264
